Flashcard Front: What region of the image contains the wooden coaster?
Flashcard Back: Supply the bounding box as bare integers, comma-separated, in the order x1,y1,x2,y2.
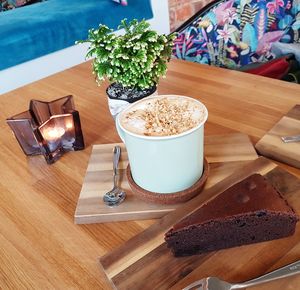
126,159,209,204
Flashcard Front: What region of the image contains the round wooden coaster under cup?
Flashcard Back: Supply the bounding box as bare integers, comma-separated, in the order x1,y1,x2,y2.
126,158,209,205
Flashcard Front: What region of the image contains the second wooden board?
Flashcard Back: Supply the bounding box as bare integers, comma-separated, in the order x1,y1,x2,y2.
99,157,300,290
256,104,300,168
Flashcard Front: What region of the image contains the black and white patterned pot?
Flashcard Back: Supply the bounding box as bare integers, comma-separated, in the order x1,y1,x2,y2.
106,83,157,119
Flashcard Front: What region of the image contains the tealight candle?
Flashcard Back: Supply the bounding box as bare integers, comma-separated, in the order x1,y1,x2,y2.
39,123,65,152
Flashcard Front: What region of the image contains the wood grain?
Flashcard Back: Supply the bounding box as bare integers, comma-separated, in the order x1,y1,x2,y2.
1,59,300,289
75,133,257,224
99,157,300,290
256,105,300,168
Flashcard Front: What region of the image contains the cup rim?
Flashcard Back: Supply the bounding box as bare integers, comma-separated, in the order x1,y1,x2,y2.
116,95,208,140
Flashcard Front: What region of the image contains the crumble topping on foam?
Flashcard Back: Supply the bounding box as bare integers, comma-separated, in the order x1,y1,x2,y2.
122,97,206,136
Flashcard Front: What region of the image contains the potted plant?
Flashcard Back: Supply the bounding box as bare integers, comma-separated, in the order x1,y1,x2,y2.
79,18,175,118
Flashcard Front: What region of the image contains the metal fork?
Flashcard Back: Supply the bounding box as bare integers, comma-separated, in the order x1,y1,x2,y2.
183,259,300,290
281,135,300,143
103,146,126,207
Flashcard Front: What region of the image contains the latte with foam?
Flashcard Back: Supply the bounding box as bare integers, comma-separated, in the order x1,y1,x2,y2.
119,95,207,137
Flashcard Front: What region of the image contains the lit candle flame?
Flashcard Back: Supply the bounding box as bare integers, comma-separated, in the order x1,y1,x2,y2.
65,121,73,129
44,127,65,141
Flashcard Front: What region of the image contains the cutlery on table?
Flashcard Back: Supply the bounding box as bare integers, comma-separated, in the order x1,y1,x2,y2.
183,259,300,290
103,145,126,207
281,135,300,143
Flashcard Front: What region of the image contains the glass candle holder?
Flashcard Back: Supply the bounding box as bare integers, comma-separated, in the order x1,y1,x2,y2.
6,95,84,164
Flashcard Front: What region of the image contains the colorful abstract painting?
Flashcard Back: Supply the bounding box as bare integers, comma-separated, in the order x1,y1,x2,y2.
173,0,300,68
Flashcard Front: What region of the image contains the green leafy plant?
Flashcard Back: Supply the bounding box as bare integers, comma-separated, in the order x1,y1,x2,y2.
80,19,176,90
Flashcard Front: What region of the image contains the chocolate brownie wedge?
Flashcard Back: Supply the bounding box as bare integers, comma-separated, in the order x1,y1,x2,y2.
165,174,298,257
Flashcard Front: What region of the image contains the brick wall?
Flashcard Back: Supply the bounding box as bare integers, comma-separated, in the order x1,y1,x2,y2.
169,0,215,32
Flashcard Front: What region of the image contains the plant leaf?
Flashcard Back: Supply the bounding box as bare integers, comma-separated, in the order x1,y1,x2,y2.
242,23,257,51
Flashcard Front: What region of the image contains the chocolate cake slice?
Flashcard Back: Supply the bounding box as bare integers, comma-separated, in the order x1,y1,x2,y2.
165,174,298,257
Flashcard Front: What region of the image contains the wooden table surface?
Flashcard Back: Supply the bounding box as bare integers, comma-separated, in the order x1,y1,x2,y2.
1,59,300,289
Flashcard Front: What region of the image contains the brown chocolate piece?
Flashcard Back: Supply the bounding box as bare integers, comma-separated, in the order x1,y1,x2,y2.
165,174,298,256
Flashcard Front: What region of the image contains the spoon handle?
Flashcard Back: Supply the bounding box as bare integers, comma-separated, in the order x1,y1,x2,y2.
113,146,121,179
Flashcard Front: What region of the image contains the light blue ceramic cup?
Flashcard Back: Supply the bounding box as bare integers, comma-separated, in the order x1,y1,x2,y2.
116,95,208,193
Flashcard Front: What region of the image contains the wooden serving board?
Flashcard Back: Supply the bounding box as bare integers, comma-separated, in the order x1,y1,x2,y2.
256,105,300,168
74,133,257,224
99,157,300,290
